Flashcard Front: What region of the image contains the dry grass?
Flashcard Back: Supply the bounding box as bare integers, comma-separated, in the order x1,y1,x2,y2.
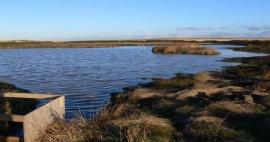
155,99,179,109
184,116,252,141
96,103,133,120
38,103,175,142
112,114,175,142
255,94,270,108
129,88,165,101
152,43,220,55
153,43,200,53
263,71,270,80
207,101,256,121
152,99,182,118
38,115,92,141
257,81,270,90
150,77,194,90
38,103,130,142
194,72,217,83
175,105,197,119
252,90,270,107
176,83,244,101
176,83,219,100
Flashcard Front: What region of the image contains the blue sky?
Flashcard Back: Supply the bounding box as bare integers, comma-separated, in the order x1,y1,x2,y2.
1,0,270,41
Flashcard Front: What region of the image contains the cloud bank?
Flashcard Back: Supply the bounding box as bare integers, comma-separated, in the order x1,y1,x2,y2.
239,25,270,31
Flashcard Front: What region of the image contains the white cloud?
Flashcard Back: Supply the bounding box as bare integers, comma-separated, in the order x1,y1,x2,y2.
177,27,213,31
239,25,270,31
144,32,152,38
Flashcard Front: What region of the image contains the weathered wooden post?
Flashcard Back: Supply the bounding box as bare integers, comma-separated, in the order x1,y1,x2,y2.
0,93,65,142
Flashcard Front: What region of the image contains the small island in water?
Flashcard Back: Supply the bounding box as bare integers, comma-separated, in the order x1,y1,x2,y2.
152,43,220,55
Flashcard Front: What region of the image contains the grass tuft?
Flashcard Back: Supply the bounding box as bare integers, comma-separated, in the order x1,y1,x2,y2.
184,116,252,141
38,103,175,142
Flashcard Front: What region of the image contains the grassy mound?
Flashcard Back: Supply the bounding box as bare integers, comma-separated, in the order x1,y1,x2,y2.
152,43,220,55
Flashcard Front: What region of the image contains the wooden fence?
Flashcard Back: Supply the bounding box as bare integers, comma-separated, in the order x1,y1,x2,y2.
0,92,65,142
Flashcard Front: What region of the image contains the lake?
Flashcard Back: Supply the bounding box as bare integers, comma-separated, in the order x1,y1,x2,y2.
0,45,266,118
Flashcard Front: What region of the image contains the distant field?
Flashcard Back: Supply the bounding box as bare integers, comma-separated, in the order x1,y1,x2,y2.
0,38,270,48
158,38,270,41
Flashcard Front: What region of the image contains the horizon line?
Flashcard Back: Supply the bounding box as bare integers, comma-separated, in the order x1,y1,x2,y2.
1,37,270,42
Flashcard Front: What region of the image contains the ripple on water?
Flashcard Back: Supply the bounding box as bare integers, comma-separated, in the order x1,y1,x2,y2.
0,45,267,118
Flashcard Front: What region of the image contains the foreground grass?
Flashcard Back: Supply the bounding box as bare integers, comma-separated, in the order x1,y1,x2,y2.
38,103,176,142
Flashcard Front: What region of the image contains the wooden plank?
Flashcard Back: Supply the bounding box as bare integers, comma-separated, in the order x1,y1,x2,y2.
0,93,65,142
0,114,24,122
0,93,59,99
24,96,65,142
0,136,24,142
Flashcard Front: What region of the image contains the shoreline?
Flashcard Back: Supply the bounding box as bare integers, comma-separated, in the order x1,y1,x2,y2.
1,39,270,49
107,42,270,141
107,41,270,141
38,40,270,141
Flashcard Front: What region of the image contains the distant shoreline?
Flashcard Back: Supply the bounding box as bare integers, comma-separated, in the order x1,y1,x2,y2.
1,38,270,43
0,38,270,49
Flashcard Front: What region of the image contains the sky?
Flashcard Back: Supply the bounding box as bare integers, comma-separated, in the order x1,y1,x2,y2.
1,0,270,41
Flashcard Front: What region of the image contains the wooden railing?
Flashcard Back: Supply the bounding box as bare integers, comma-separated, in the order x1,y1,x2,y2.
0,92,65,142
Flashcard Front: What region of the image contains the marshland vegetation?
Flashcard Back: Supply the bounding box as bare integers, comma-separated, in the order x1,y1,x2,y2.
37,40,270,141
152,43,220,55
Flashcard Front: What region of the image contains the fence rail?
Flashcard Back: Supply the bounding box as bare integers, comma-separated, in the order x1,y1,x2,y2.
0,92,65,142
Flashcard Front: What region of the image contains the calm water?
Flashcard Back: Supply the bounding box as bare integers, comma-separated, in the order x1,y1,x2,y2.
0,45,266,118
